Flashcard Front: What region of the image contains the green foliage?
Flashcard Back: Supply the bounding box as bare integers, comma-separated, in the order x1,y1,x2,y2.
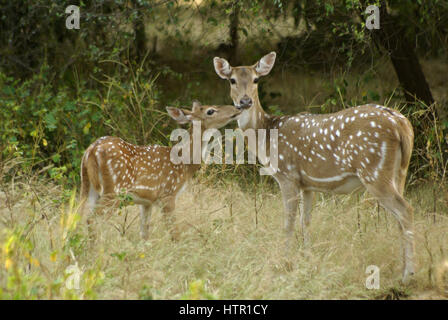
0,0,161,79
403,102,448,184
0,61,166,186
0,67,101,185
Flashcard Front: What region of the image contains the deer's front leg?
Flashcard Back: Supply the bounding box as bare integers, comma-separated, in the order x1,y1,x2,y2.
162,197,179,241
277,176,299,250
300,190,313,248
139,205,152,240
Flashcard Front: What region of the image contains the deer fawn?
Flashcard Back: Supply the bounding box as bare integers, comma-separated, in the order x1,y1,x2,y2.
79,101,241,240
214,52,416,283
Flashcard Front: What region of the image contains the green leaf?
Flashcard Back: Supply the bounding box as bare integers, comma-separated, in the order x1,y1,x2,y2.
51,154,61,163
44,113,57,131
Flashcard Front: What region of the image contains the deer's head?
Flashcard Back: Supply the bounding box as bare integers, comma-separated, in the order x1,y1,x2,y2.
213,52,277,110
166,101,241,129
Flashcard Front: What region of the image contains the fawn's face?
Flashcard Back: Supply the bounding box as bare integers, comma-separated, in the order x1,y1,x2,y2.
213,52,277,110
166,101,241,129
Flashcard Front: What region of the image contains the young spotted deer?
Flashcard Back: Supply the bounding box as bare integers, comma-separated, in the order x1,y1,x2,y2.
214,52,416,283
80,101,241,240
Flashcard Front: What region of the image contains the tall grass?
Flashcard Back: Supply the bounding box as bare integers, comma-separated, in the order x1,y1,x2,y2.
1,158,447,299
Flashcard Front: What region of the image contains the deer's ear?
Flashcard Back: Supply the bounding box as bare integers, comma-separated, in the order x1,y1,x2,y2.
166,107,191,124
213,57,232,79
255,52,276,76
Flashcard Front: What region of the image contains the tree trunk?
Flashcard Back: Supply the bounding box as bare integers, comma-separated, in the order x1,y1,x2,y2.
229,1,239,64
372,1,434,106
133,8,147,63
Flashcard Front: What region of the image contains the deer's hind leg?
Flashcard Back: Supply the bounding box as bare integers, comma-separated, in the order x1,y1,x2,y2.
364,180,415,284
87,176,121,242
84,185,100,240
79,176,100,241
80,150,100,239
392,143,410,196
300,190,313,248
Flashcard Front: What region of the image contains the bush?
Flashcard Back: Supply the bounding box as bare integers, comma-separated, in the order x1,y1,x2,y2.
0,63,166,186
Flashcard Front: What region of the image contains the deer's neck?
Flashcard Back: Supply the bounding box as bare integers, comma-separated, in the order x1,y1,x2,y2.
237,96,269,131
236,95,282,168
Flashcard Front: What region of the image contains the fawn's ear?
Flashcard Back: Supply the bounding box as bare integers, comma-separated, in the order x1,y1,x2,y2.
254,52,276,76
166,107,191,124
213,57,232,79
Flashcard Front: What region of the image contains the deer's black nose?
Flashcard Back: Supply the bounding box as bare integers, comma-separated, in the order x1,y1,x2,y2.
240,96,253,108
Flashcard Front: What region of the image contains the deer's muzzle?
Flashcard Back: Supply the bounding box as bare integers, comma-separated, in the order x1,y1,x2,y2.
236,96,253,110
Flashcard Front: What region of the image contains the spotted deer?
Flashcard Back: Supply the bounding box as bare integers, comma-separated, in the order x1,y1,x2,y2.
79,101,241,240
214,52,416,283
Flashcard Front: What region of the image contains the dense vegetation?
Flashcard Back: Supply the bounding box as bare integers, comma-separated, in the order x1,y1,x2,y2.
1,0,447,185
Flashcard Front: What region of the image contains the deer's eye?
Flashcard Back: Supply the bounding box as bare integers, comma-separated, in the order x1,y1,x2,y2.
254,78,259,84
230,78,236,84
207,109,215,116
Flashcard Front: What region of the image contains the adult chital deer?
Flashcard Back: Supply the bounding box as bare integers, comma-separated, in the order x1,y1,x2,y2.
79,102,241,240
214,52,416,283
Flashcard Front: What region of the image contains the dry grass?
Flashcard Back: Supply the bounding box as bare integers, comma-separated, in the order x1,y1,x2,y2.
1,164,448,300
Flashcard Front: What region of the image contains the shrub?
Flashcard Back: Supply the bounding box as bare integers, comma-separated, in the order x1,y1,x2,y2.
0,63,166,186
